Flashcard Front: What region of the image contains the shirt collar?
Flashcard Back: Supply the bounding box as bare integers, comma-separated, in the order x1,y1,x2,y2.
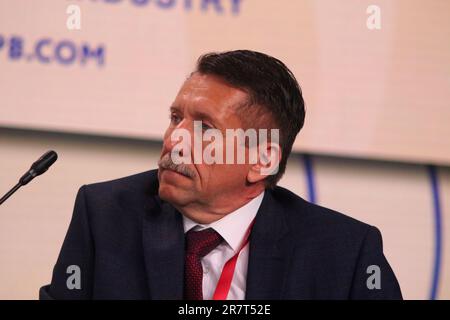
182,191,265,253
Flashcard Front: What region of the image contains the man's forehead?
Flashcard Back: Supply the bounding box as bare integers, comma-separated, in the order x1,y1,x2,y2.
176,73,248,108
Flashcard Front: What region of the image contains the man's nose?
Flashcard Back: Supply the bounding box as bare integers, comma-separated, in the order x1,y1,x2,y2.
163,120,194,156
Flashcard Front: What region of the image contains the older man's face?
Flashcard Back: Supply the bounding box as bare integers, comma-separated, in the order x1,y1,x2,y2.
158,73,252,210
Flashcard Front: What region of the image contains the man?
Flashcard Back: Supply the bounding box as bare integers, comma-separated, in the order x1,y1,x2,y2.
40,50,402,300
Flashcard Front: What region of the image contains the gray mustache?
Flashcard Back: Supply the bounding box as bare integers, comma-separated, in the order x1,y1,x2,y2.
158,154,195,178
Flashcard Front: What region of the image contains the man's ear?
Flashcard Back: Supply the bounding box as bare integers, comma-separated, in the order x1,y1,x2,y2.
247,143,282,184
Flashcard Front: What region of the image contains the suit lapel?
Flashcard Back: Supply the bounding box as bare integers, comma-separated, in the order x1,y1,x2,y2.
245,190,293,299
142,197,185,299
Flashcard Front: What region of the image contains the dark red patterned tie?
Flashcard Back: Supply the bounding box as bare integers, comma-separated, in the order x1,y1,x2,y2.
184,228,223,300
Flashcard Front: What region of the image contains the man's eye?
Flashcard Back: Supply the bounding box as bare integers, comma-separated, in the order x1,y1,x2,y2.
170,113,181,125
202,122,212,130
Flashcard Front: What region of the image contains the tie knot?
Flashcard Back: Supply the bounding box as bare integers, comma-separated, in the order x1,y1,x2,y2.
185,228,223,257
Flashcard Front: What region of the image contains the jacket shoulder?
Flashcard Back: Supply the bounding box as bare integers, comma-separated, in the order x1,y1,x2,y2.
74,169,159,225
268,186,401,299
270,186,373,240
83,169,159,197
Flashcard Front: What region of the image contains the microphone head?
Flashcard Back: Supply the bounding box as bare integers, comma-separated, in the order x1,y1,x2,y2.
30,150,58,175
20,150,58,185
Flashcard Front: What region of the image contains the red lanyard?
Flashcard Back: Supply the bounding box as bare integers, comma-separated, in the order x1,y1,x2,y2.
212,219,255,300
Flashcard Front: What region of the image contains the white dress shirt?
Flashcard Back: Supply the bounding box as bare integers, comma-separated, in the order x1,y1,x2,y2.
182,191,265,300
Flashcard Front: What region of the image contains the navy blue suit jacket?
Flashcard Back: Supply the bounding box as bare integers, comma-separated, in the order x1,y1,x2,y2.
40,170,402,299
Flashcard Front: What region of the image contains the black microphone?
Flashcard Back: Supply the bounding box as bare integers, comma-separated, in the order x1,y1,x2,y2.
0,150,58,206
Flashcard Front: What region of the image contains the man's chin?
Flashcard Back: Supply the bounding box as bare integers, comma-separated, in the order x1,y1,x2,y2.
158,182,190,206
